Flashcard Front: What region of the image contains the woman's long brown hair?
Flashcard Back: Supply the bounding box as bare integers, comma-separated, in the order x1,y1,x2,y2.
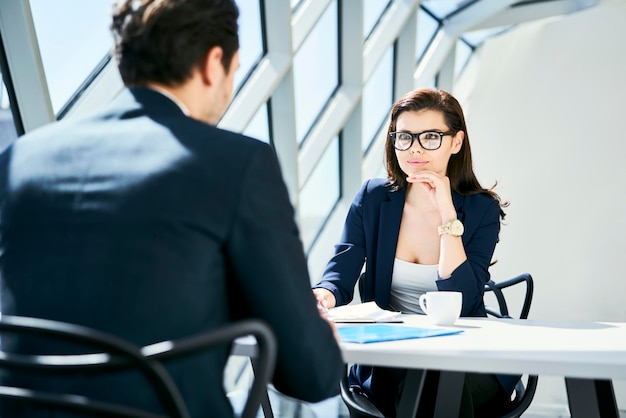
385,88,507,219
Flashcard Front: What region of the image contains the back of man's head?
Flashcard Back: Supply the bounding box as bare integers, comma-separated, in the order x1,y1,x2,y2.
111,0,239,87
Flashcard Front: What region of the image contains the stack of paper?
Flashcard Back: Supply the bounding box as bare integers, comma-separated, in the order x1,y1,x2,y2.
327,302,402,323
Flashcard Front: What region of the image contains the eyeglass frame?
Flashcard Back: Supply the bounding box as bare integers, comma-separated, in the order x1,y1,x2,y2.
389,130,456,151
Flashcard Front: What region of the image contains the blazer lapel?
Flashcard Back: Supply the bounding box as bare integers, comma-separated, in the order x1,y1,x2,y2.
374,188,405,308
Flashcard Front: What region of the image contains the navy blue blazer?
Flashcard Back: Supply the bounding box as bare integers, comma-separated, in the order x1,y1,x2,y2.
316,177,500,316
315,178,519,395
0,88,343,417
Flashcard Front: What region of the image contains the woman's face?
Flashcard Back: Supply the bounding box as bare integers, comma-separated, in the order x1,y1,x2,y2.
393,109,463,177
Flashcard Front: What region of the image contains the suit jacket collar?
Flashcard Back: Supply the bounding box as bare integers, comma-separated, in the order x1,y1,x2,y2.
109,87,188,119
148,87,191,115
375,187,405,307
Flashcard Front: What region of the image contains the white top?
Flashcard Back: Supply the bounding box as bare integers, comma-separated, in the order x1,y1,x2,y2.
389,258,438,314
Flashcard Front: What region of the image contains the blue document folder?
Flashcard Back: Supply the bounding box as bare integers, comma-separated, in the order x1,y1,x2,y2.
338,324,463,344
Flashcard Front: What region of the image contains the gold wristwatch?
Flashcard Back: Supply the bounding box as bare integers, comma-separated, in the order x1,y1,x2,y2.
438,219,464,237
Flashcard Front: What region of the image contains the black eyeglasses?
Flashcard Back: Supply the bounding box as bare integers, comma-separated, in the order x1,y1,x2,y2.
390,130,456,151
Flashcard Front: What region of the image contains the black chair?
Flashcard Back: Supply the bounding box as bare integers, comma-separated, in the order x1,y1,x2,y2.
0,315,276,418
483,273,534,320
340,374,385,418
340,273,537,418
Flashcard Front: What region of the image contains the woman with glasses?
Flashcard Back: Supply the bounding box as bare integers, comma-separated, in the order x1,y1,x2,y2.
313,88,515,417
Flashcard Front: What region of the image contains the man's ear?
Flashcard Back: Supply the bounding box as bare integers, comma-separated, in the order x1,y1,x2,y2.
451,130,464,154
200,46,224,86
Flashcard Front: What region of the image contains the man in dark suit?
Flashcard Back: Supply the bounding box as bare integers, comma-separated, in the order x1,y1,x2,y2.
0,0,342,416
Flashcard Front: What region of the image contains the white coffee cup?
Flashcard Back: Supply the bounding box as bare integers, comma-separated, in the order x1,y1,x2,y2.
418,291,462,326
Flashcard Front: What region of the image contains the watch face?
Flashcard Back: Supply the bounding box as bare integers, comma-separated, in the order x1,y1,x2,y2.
450,220,464,236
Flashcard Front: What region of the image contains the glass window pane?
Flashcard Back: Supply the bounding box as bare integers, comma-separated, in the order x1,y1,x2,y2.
421,0,476,19
362,46,393,152
416,8,440,63
363,0,391,39
243,102,270,144
234,0,264,92
0,76,18,152
29,0,112,114
293,1,338,145
299,136,340,251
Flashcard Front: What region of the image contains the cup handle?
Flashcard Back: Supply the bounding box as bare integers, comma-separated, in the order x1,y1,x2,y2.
418,294,428,314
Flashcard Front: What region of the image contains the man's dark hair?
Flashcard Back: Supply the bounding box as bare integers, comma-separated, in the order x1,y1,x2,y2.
111,0,239,87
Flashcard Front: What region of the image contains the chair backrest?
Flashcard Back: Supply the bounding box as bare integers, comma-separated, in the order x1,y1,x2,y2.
0,315,276,418
484,273,534,319
142,320,276,418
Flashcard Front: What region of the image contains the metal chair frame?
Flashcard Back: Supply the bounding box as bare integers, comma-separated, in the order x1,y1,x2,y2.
0,315,276,418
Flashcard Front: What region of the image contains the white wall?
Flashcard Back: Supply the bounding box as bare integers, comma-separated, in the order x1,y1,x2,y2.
455,0,626,414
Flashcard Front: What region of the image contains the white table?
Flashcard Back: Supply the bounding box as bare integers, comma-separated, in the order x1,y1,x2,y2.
339,315,626,417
